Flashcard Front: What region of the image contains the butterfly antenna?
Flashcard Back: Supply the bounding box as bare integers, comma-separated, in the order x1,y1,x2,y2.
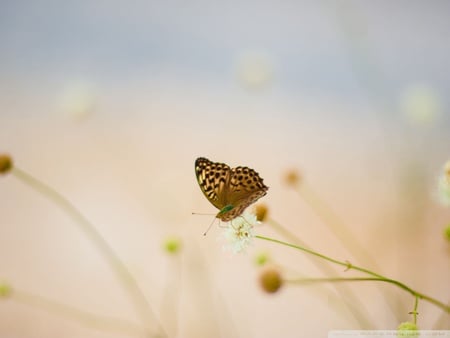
203,217,217,236
192,212,215,216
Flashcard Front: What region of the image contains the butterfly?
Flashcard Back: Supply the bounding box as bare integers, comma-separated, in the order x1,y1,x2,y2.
195,157,268,221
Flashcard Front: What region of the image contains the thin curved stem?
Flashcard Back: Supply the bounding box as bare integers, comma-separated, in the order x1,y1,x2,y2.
12,288,147,337
267,217,373,328
256,235,450,313
292,182,400,319
411,296,419,325
12,167,167,337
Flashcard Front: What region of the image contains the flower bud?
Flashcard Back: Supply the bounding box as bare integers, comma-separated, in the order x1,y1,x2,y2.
254,252,269,266
397,321,418,337
445,160,450,182
444,224,450,242
0,154,13,174
0,283,13,298
259,268,283,294
283,169,301,187
163,236,182,255
255,204,268,222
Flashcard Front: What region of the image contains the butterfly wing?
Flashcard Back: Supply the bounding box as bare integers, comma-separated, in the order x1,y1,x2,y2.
217,165,268,221
228,166,268,205
195,157,231,210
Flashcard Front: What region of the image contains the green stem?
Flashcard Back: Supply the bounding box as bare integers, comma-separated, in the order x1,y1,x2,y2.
294,182,400,319
294,182,383,270
256,235,450,313
411,296,419,325
12,167,166,337
267,218,373,328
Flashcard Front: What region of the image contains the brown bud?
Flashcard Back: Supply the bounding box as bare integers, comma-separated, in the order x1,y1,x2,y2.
444,160,450,180
259,268,283,294
283,169,301,187
0,154,13,174
255,203,268,222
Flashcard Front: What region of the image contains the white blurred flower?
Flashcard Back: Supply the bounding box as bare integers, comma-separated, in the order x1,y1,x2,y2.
222,212,258,253
60,82,96,121
437,160,450,207
400,84,441,126
235,51,273,90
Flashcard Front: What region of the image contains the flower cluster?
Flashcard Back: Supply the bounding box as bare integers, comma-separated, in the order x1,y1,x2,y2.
222,212,259,254
437,160,450,206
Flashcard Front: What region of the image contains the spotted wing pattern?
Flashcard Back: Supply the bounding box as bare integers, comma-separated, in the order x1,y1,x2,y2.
195,157,231,210
195,157,268,221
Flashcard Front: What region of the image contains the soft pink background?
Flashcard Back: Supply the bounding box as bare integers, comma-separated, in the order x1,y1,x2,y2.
1,1,449,337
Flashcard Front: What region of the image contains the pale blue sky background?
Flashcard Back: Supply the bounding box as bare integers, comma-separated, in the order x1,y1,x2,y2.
1,0,449,117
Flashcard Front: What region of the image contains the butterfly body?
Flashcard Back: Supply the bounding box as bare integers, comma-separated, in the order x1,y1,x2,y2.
195,157,268,221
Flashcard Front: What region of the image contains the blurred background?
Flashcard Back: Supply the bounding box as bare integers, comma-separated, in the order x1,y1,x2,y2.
0,0,449,337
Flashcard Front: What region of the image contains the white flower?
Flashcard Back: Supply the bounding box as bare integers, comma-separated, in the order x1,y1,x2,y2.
222,212,258,253
400,84,441,126
60,82,96,121
235,50,273,90
437,161,450,207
